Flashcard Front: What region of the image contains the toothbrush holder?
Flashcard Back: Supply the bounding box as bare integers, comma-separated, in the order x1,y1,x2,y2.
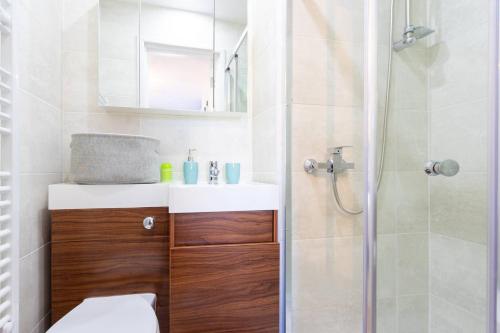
225,163,240,184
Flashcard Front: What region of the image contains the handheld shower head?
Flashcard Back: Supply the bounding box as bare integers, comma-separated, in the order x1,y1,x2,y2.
412,25,435,39
393,25,435,52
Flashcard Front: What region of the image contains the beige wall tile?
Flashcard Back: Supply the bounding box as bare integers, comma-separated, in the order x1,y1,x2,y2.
292,37,363,107
291,304,362,333
429,294,485,333
395,111,428,172
62,51,99,113
18,0,62,107
430,173,487,244
29,314,51,333
62,0,98,53
20,174,61,257
377,297,397,333
430,233,486,317
377,234,397,299
398,295,429,333
430,100,488,173
291,237,362,309
398,233,428,295
396,172,428,233
253,109,277,175
19,91,62,174
290,104,328,172
291,237,363,332
292,0,363,42
377,171,397,234
428,24,489,110
291,171,362,240
19,245,51,333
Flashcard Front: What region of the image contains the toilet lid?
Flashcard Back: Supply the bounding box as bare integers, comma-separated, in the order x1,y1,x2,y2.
48,294,159,333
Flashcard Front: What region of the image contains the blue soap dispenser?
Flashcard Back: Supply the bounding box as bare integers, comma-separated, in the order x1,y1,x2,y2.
183,148,198,184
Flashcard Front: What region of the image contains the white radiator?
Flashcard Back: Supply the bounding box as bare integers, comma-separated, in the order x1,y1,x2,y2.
0,0,14,331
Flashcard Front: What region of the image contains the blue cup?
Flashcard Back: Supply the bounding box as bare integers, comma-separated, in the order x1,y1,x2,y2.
183,161,199,184
225,163,240,184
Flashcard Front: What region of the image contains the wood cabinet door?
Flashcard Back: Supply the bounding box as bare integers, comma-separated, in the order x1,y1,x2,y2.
51,207,170,332
170,243,279,333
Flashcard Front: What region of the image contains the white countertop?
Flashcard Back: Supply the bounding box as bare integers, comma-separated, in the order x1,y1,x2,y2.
48,182,279,213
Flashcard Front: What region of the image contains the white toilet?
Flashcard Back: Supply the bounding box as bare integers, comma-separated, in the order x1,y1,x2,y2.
47,293,159,333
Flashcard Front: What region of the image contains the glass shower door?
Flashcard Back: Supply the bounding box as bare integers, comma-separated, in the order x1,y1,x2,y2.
287,0,498,331
373,0,495,332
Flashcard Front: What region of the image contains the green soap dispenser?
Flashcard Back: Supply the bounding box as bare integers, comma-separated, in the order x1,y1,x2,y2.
183,148,198,184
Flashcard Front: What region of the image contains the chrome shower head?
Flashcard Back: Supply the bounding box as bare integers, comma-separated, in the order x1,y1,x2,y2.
393,25,434,52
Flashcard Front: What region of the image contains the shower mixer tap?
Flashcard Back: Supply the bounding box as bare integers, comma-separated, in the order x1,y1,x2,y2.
304,146,355,174
327,146,355,174
304,146,362,215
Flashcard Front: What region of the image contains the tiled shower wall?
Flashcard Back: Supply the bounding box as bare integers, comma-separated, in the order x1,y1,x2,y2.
62,0,252,183
249,0,286,184
290,0,491,332
427,0,489,330
18,0,63,332
289,0,430,331
289,0,366,331
376,0,430,331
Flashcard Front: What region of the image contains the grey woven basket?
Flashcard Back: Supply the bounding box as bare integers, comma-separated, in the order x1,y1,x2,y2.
70,133,160,184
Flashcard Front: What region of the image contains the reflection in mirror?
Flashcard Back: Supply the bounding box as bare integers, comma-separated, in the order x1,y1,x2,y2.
224,30,247,113
99,0,248,113
99,0,140,108
139,0,215,112
214,0,247,113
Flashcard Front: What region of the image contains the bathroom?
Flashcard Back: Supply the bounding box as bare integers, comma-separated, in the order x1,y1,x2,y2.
5,0,500,332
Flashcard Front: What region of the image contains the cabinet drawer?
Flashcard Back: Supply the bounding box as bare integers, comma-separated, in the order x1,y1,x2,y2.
172,210,275,247
170,243,279,333
51,207,169,242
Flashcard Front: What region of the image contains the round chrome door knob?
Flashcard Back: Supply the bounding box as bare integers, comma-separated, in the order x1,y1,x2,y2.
424,159,460,177
143,216,155,230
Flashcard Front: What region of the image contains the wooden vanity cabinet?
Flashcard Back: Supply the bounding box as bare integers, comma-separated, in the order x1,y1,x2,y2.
50,207,170,332
51,208,279,333
169,210,280,333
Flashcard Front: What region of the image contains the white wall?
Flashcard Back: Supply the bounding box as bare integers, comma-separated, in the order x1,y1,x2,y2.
17,0,63,332
64,0,251,184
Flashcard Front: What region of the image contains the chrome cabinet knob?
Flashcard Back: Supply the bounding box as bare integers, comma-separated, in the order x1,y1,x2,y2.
143,216,155,230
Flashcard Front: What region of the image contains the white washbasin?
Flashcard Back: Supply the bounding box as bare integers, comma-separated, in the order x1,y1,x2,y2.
168,182,279,213
48,182,279,213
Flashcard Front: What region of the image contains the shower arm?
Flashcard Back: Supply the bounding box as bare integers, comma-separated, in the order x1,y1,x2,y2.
405,0,411,27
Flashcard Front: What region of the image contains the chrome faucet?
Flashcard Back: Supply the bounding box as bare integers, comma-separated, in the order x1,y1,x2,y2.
304,146,355,174
208,161,220,184
327,146,355,174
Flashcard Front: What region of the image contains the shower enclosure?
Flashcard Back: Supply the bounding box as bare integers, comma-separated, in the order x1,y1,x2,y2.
225,30,248,113
286,0,499,332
